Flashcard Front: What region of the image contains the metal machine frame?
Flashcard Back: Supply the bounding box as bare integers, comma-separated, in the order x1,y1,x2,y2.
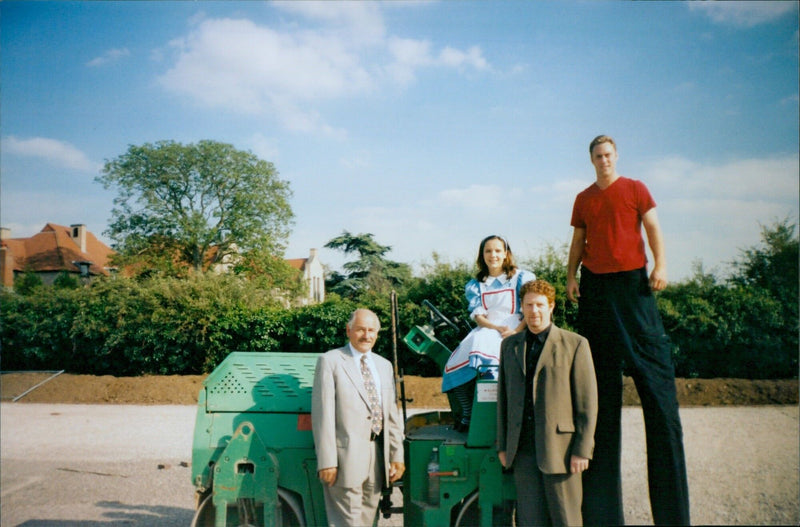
190,301,517,526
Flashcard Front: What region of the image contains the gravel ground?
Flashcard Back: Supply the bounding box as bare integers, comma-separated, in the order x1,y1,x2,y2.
1,403,797,526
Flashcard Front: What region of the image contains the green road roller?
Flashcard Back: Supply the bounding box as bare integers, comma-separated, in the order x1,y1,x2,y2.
191,302,516,526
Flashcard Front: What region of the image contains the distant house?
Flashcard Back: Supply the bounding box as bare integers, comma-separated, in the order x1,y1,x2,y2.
1,224,327,303
287,248,325,304
0,223,116,288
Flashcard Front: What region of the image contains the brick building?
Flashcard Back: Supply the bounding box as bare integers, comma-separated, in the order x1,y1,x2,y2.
0,223,115,288
1,223,326,303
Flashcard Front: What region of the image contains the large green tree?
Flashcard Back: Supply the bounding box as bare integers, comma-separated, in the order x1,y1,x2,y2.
729,218,798,312
324,231,412,299
97,140,294,272
519,243,579,332
658,220,799,379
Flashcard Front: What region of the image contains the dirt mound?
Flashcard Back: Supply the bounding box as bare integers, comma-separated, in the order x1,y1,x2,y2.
1,372,797,406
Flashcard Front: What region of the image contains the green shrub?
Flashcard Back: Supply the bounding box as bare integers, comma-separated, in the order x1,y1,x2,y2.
0,287,79,370
659,272,796,379
2,224,797,380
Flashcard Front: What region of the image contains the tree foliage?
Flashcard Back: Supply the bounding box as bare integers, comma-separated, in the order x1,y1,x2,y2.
2,273,290,374
2,221,797,379
519,243,578,332
231,248,308,301
659,269,786,378
324,231,412,300
97,140,294,272
729,218,798,323
660,220,799,378
397,254,474,375
53,271,81,290
14,270,43,295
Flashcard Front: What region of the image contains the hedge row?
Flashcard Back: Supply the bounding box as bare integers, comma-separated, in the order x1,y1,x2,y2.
1,276,355,375
2,269,797,379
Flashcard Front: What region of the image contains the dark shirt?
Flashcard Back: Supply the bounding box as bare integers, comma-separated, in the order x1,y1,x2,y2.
518,325,551,452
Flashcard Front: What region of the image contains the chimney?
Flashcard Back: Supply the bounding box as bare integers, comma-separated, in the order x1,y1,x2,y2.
71,224,87,253
309,248,318,260
0,246,13,288
0,227,10,241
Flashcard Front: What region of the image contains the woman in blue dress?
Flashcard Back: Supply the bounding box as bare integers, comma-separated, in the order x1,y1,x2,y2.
442,235,535,430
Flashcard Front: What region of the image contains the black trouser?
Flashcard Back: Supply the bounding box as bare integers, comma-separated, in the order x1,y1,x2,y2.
578,267,690,526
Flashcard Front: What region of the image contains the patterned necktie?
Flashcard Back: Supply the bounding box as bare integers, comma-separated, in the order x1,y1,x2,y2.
361,354,383,436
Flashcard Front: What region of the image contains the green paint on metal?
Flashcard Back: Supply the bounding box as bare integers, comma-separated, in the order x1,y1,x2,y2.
203,352,319,413
191,351,328,526
403,325,452,372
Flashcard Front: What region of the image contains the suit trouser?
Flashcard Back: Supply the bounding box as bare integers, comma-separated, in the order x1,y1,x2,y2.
323,439,383,527
578,267,690,526
512,449,583,526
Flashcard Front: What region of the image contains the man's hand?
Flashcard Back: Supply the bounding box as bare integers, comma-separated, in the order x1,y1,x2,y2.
642,208,668,291
566,227,585,303
566,276,580,303
498,451,507,468
649,266,667,292
389,462,405,483
318,467,337,486
570,455,589,474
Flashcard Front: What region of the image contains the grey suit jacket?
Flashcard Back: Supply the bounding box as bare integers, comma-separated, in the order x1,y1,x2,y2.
311,346,404,488
496,325,598,474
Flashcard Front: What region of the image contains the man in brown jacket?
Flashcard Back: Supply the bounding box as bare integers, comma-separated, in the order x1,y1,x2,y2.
497,279,598,526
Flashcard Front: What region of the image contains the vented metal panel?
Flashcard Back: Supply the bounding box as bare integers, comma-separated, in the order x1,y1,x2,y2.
204,352,320,413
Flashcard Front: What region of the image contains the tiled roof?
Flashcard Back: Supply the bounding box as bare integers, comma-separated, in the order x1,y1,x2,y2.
286,257,307,271
1,223,115,276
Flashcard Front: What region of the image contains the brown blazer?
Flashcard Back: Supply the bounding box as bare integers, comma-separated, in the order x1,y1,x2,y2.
496,325,598,473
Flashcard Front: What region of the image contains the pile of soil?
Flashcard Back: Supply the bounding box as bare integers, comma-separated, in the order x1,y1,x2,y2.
1,372,797,406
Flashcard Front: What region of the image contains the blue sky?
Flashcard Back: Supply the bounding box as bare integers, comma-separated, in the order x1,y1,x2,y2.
2,1,798,281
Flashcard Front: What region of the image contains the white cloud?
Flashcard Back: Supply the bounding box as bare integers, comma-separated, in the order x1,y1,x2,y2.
246,133,280,162
688,1,796,28
439,45,489,71
290,152,799,282
388,37,432,67
385,37,434,84
339,153,371,171
160,18,371,109
273,1,386,44
86,47,131,67
642,154,799,204
390,155,798,280
639,154,799,278
438,184,509,209
2,136,101,172
384,38,490,84
271,97,348,138
157,6,490,135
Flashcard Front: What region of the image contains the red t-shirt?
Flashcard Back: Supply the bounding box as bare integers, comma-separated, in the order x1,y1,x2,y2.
570,176,656,274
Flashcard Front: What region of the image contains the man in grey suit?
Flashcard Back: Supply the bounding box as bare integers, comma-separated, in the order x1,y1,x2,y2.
497,279,598,526
312,308,405,527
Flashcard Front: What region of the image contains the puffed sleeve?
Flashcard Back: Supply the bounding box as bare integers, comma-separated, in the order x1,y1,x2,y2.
514,269,537,312
465,279,486,319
